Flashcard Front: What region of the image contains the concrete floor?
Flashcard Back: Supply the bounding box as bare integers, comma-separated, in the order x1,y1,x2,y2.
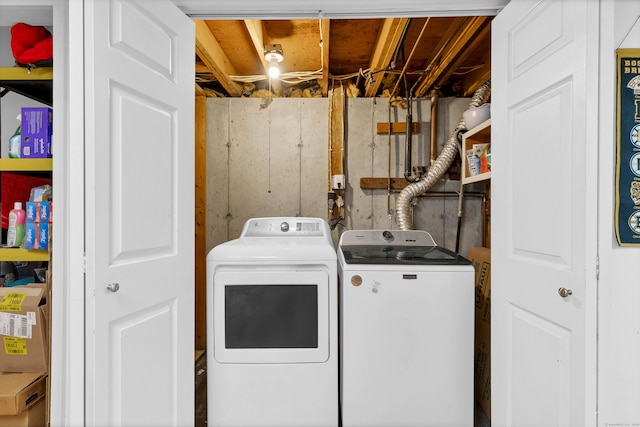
195,352,491,427
195,353,207,427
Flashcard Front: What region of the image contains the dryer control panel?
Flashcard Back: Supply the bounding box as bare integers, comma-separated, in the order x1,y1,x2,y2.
241,217,327,237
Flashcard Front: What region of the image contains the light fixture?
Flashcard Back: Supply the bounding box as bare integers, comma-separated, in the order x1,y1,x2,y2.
264,44,284,79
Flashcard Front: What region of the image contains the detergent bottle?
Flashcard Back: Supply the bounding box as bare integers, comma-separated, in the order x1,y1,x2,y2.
8,114,21,158
7,202,26,247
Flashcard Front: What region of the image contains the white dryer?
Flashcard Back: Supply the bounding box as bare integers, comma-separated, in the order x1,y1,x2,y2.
338,229,475,427
207,217,338,427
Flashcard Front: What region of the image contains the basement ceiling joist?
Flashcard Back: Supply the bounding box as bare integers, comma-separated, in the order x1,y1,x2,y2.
194,16,492,99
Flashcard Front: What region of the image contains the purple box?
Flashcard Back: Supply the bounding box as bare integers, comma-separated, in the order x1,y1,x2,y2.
21,107,53,158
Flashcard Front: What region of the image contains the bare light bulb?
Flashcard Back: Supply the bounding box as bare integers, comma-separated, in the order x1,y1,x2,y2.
268,59,280,78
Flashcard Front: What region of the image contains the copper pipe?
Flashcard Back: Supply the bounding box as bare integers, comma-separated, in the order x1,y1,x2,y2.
430,90,438,164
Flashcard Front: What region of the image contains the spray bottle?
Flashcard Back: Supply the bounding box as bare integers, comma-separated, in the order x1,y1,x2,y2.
8,114,21,158
7,202,26,247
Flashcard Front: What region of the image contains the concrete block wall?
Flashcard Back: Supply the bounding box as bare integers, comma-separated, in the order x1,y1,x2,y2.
206,96,486,255
206,97,328,246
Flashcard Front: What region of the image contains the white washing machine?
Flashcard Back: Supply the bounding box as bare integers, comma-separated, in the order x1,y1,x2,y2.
207,217,338,427
338,229,475,427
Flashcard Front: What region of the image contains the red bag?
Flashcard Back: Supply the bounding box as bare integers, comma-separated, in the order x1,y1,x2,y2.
10,23,53,68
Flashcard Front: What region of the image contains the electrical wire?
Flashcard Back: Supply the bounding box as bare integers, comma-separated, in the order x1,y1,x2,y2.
451,64,486,75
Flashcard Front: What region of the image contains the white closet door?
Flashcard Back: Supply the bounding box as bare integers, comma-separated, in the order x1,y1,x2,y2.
84,1,195,425
492,0,598,425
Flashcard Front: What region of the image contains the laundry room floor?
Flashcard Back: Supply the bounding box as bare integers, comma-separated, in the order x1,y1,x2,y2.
195,352,207,427
195,352,491,427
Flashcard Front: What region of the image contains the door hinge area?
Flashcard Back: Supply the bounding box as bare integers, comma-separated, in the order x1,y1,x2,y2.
596,255,600,280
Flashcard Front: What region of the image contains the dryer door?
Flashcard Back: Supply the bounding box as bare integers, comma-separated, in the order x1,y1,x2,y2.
213,270,330,364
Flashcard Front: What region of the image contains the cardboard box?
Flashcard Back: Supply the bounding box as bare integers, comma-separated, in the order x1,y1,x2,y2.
469,246,491,420
0,286,49,373
0,372,46,416
20,107,53,158
0,394,46,427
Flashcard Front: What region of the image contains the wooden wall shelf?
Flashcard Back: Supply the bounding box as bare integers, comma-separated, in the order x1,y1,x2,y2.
462,118,491,185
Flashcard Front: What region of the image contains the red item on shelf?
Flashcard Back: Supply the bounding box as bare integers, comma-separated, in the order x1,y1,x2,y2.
1,172,52,229
10,22,53,67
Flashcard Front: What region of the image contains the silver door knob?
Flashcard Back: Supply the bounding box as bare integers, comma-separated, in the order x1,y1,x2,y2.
107,282,120,293
558,287,572,298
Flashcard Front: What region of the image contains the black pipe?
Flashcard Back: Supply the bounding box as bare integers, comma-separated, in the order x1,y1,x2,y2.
455,216,463,254
403,52,415,182
404,112,413,181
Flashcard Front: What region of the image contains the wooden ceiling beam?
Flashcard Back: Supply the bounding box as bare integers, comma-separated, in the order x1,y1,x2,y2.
242,19,284,96
195,20,243,97
195,62,210,74
461,46,491,97
320,19,330,96
433,20,491,92
244,20,269,69
414,17,491,97
364,18,410,98
195,83,206,97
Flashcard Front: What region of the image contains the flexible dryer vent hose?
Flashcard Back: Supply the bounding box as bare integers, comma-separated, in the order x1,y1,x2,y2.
395,80,492,230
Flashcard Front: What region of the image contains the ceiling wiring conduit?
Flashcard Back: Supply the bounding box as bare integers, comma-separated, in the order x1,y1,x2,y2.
395,80,491,230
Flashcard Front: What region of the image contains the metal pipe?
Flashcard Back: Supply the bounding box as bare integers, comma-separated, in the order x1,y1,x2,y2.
387,101,393,212
404,111,413,181
429,89,438,164
401,190,488,250
390,18,431,98
455,169,465,254
395,80,491,230
391,19,412,70
403,43,414,182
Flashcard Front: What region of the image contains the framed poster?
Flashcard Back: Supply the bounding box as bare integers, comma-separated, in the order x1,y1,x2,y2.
615,48,640,246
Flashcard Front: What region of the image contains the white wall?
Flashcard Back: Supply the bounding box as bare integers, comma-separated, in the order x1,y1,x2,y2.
598,2,640,426
206,96,486,253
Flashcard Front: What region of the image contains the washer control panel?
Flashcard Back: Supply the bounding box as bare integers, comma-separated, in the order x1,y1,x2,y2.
339,229,437,247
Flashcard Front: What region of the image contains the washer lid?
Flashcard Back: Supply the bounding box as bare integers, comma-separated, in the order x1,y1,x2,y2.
338,230,470,265
340,244,471,265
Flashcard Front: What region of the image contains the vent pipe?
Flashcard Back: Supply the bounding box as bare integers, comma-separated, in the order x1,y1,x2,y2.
395,80,491,230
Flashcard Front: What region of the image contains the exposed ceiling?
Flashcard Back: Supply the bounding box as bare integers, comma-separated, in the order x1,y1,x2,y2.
194,16,492,99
